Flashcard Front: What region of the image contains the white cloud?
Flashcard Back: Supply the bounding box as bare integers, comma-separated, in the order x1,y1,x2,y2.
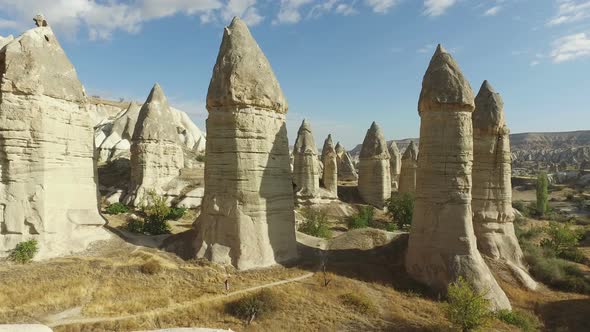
365,0,399,14
0,0,264,40
547,0,590,26
530,60,540,66
423,0,457,17
550,32,590,62
484,5,502,16
274,0,314,24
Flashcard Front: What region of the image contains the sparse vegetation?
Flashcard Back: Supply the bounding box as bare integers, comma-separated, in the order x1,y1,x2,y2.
444,277,492,332
348,206,374,229
536,172,549,217
140,259,163,275
496,309,541,332
166,207,187,221
142,190,172,235
125,218,145,233
339,292,376,314
105,202,129,215
9,240,39,264
540,221,582,257
298,208,332,239
196,154,206,162
385,192,414,229
226,289,279,324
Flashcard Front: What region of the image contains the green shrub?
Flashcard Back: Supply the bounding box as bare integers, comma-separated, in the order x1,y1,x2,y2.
298,208,332,239
515,226,543,242
166,207,187,221
348,206,374,229
196,154,206,162
536,172,549,217
444,277,492,332
385,192,414,228
339,292,376,314
125,218,145,233
540,221,581,256
143,217,171,235
496,309,541,332
10,240,39,264
226,289,278,323
142,190,171,235
105,202,129,215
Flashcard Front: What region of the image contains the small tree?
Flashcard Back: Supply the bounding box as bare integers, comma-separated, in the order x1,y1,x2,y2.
385,192,414,229
444,277,492,332
298,208,332,239
540,221,581,255
536,172,549,217
10,240,39,264
142,190,171,235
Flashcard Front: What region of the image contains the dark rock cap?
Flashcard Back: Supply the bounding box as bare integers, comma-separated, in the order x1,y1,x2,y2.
360,121,390,159
473,80,505,130
294,119,318,155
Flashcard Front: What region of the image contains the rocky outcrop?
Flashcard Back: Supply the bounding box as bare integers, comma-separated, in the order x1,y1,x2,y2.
0,35,14,49
398,141,418,194
335,142,358,182
0,23,108,258
406,45,511,310
321,135,338,196
193,17,297,270
293,120,320,199
358,122,391,208
389,141,401,190
472,81,536,290
125,84,184,206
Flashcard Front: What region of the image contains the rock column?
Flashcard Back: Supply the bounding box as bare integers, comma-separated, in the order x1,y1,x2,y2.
321,135,338,196
194,17,297,270
0,22,108,258
293,120,320,198
126,84,184,206
398,141,418,194
358,122,391,208
472,80,536,289
405,45,511,310
335,142,358,182
389,141,402,190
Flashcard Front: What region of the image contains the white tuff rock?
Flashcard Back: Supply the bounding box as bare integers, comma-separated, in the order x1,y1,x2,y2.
321,134,338,196
358,122,391,208
398,141,418,194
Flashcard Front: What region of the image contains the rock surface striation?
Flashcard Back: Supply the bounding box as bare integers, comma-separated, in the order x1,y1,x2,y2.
358,122,391,208
321,135,338,196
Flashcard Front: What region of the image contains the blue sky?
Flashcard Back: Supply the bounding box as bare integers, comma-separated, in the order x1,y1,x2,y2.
0,0,589,148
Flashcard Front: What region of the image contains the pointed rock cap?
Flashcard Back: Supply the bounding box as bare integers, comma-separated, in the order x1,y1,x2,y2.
418,44,474,114
388,140,400,157
402,141,418,161
294,119,318,155
321,134,336,159
132,83,178,142
360,121,390,159
335,142,345,156
121,102,142,140
207,17,287,113
473,80,505,131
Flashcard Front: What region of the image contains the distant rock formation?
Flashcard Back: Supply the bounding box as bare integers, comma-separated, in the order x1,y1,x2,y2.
335,142,358,182
406,45,511,310
398,141,418,194
293,120,320,199
125,84,185,206
0,35,13,49
0,22,108,258
472,81,537,290
321,135,338,196
388,141,401,190
193,17,297,270
358,122,391,208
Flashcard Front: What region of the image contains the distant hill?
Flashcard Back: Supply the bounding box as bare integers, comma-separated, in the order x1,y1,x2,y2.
348,130,590,165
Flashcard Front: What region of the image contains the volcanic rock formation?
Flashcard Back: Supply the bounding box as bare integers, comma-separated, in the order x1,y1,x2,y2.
193,17,297,270
0,22,108,258
293,120,320,199
358,122,391,208
389,141,402,190
405,45,511,310
125,84,184,206
335,142,358,182
398,141,418,194
472,80,537,289
321,135,338,196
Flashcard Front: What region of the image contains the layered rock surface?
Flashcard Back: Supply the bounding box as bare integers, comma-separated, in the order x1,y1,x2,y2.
335,142,358,182
398,141,418,194
293,120,320,199
472,80,536,289
125,84,185,206
389,141,402,190
405,45,511,310
358,122,391,208
321,135,338,196
0,24,108,258
193,17,297,270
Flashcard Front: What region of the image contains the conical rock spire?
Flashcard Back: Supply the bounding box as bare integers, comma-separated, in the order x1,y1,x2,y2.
294,119,318,155
133,83,178,142
207,17,287,113
403,141,418,161
473,80,505,131
359,121,390,159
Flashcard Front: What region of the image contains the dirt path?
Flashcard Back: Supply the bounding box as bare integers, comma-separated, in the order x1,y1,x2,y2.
45,272,315,328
